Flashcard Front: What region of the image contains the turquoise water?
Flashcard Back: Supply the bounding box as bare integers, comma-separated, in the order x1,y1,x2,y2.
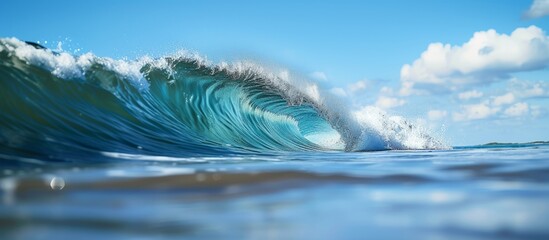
1,38,548,239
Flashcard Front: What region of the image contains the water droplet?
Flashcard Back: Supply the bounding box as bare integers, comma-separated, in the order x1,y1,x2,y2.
50,177,65,190
195,173,206,182
1,178,17,205
1,178,16,192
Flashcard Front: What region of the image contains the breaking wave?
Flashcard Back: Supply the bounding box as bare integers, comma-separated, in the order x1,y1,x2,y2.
0,38,446,163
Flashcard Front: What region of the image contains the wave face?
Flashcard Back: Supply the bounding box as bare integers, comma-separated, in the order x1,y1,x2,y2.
0,38,446,162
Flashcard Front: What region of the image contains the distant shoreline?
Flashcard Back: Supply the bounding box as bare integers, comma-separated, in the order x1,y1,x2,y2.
453,141,549,149
483,141,549,146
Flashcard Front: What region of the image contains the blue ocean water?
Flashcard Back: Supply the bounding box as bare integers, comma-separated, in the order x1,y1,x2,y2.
1,38,548,239
2,144,549,240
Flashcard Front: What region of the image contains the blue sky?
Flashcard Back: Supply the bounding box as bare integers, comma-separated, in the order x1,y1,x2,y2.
2,0,549,145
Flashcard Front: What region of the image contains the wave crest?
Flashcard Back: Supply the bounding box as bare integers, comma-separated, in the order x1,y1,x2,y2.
0,38,447,162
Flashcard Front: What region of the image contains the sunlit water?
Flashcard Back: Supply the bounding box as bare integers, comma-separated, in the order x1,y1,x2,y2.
1,144,548,240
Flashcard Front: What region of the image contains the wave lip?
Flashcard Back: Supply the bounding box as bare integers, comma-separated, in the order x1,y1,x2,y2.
0,38,447,162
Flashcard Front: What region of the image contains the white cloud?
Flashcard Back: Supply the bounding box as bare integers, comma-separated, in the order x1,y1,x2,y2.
492,93,515,106
457,80,547,119
531,105,542,117
458,90,483,100
349,80,368,92
379,86,394,95
522,83,545,97
310,71,327,81
504,102,529,117
447,79,544,122
330,87,347,97
509,79,548,98
375,96,406,109
525,0,549,19
400,26,549,95
427,110,448,121
453,102,500,121
326,79,370,98
451,90,539,121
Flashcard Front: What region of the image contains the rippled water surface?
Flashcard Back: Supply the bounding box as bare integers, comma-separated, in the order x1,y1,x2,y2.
1,144,549,240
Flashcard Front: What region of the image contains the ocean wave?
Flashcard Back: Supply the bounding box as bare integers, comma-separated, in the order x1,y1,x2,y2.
0,38,447,162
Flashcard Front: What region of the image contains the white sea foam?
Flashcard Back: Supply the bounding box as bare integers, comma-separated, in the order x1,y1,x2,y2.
352,106,445,150
0,38,148,87
1,38,93,79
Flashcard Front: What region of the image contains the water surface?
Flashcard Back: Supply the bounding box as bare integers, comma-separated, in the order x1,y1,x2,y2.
2,144,549,240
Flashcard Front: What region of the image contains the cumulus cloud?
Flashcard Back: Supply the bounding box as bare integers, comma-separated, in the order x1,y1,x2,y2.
348,80,368,92
492,93,515,106
329,79,379,99
458,90,483,100
428,110,448,121
504,102,530,117
400,26,549,95
453,102,500,121
509,79,548,98
375,96,406,109
520,83,545,97
524,0,549,19
379,86,395,95
451,89,541,121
